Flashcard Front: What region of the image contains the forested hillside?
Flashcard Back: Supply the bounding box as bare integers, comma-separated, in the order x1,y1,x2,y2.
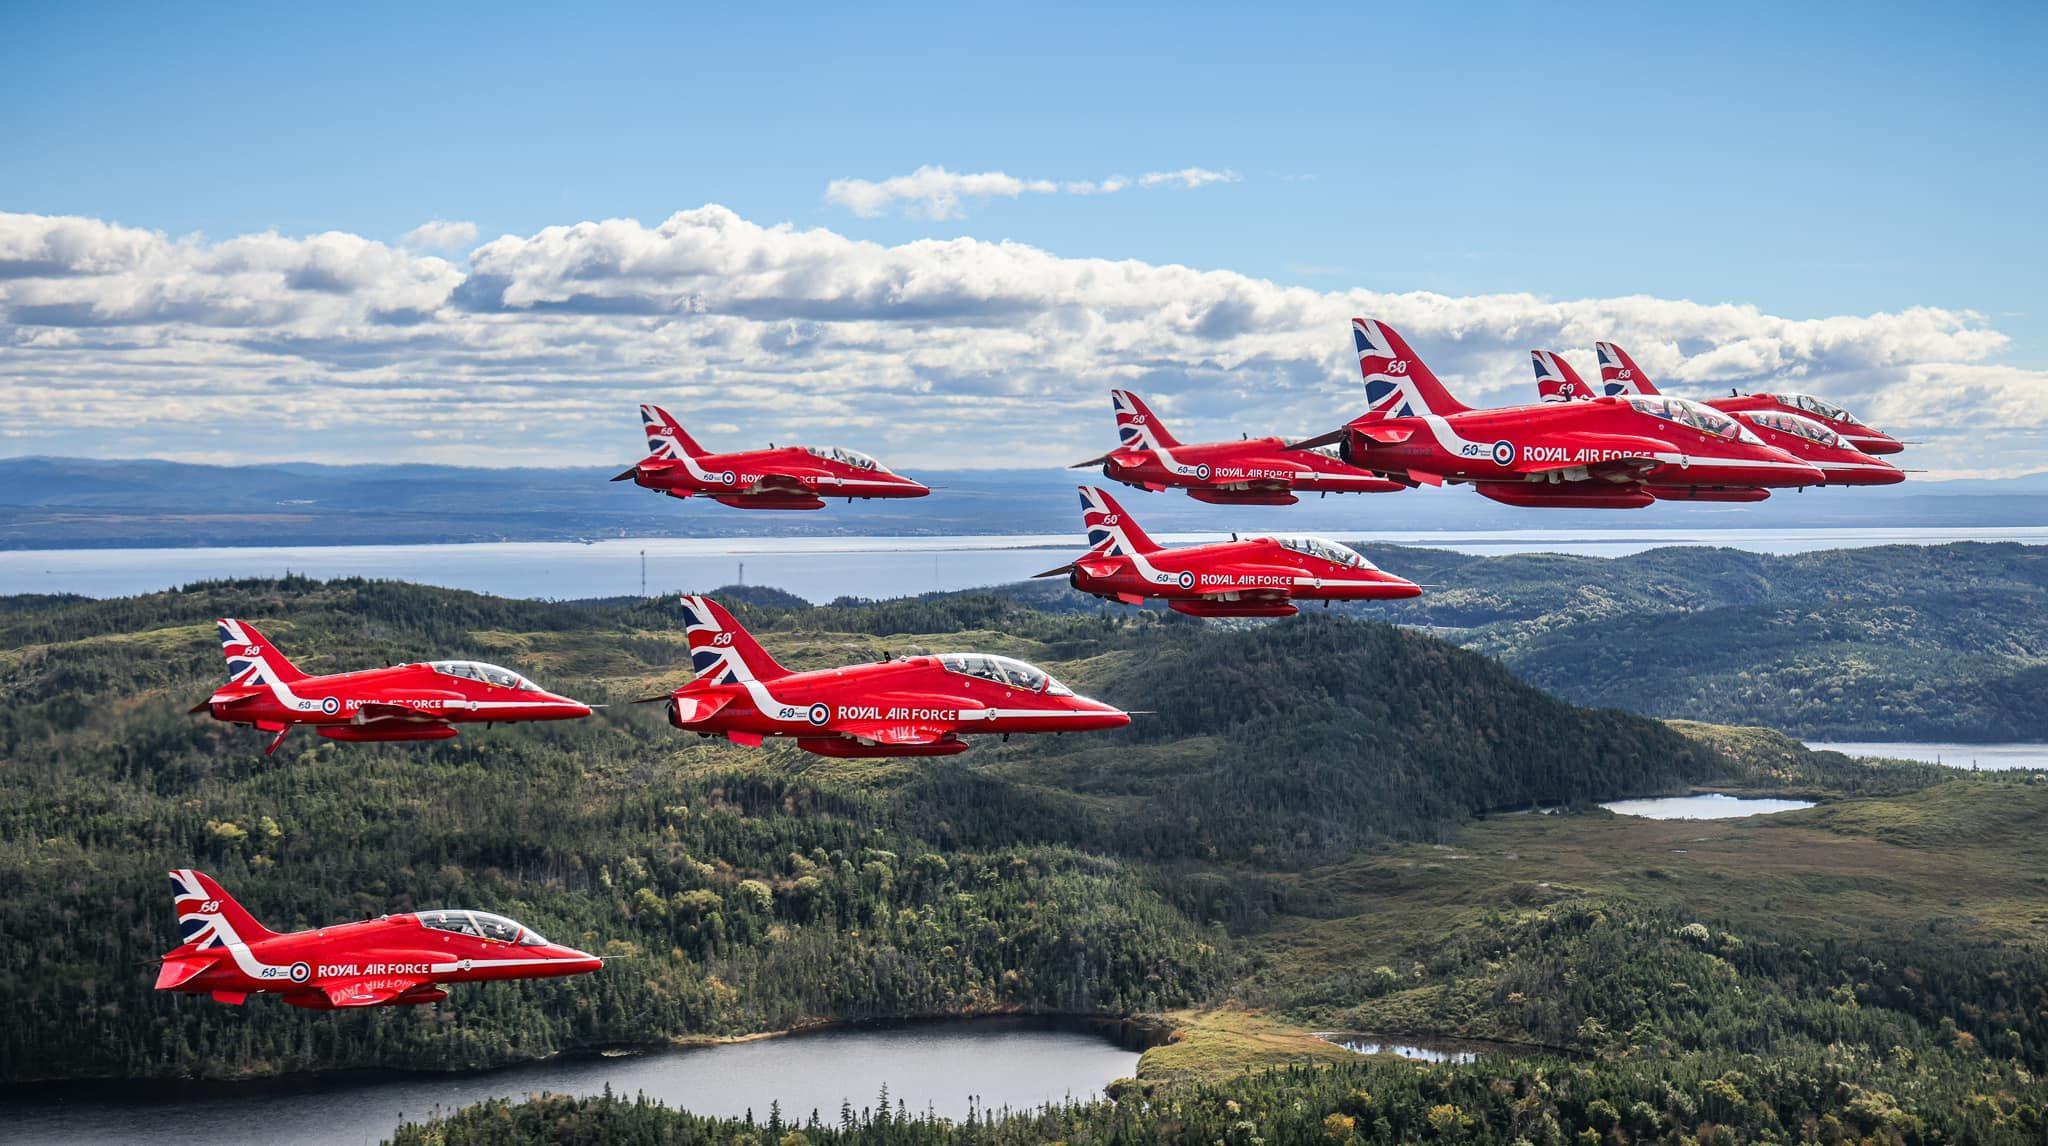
1003,541,2048,741
0,578,1715,1082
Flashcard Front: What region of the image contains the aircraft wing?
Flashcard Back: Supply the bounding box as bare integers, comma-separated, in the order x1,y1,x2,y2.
835,721,959,747
1520,455,1664,483
316,976,435,1008
744,473,817,496
356,701,446,723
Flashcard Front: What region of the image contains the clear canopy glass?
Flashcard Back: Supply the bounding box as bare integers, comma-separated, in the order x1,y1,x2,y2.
418,909,546,945
1786,393,1861,425
938,653,1074,695
1746,410,1844,447
805,445,885,472
1266,536,1370,568
1626,396,1764,444
428,661,535,691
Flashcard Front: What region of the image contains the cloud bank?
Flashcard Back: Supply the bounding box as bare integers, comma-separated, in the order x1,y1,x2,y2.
824,165,1241,218
0,206,2039,476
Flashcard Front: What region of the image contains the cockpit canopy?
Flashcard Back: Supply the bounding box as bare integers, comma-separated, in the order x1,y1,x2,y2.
1626,396,1764,444
1780,393,1862,425
938,653,1074,695
418,909,550,946
1746,410,1845,448
804,445,886,472
1265,536,1371,568
428,661,536,691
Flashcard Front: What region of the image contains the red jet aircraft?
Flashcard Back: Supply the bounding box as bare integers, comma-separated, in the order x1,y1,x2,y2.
1534,350,1902,486
1035,487,1420,617
1290,319,1827,508
1589,341,1905,455
193,619,593,755
613,404,930,510
649,596,1129,757
1074,389,1405,504
156,869,602,1009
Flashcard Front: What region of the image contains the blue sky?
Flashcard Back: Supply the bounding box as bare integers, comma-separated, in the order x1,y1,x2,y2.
2,1,2044,474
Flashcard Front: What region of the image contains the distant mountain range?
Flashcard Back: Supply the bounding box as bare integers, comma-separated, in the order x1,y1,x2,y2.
3,455,2046,549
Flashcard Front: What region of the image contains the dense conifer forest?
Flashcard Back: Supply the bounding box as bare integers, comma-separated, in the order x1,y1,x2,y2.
3,576,2045,1142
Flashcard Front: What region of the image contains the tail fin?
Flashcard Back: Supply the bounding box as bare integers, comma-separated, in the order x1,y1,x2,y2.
1110,390,1182,450
217,619,306,686
640,404,708,459
1532,350,1592,403
168,868,280,951
678,595,792,684
1078,486,1161,555
1351,318,1471,420
1593,343,1659,397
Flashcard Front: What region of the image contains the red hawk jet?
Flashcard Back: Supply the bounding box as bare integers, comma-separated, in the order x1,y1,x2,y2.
1036,487,1420,617
1588,341,1905,456
192,620,593,755
613,404,930,510
1290,319,1827,508
1534,350,1902,486
1074,389,1405,504
155,869,602,1009
650,596,1129,757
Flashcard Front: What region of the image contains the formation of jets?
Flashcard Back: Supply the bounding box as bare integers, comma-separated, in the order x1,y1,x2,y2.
163,316,1908,1009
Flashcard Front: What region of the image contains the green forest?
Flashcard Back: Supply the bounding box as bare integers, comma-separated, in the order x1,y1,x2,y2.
1000,540,2048,741
3,576,2046,1142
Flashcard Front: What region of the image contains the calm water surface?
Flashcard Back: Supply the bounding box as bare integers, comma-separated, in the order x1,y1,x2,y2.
1806,741,2048,771
0,1018,1138,1146
3,527,2041,602
1601,794,1816,819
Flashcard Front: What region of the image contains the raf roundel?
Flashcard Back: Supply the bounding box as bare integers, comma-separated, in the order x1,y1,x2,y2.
289,961,311,983
807,702,830,726
721,470,737,486
1177,570,1197,589
1492,440,1516,466
320,696,341,715
1194,463,1212,481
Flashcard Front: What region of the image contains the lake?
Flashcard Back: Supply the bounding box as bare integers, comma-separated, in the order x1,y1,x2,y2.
1806,741,2048,771
0,1018,1139,1146
2,527,2041,602
1601,794,1817,819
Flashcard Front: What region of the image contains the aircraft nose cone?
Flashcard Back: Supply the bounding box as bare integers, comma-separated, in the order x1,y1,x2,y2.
1076,696,1132,729
1386,576,1424,599
561,946,604,972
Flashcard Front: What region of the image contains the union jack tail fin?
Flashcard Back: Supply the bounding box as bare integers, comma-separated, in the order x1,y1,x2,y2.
1593,342,1659,397
678,595,791,684
216,619,306,686
1532,350,1592,403
1351,318,1470,421
1109,390,1182,450
1079,486,1161,555
640,404,708,459
168,869,280,953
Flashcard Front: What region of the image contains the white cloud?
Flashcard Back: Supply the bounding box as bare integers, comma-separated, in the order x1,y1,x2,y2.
825,166,1056,219
0,206,2040,477
824,164,1239,218
1137,167,1241,189
400,219,479,252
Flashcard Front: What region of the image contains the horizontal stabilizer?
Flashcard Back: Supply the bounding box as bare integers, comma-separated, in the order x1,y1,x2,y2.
155,955,214,990
1031,562,1075,579
667,692,732,724
1354,425,1414,445
1285,429,1345,451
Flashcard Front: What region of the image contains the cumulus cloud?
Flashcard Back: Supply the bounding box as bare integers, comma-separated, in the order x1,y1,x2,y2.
825,164,1239,218
400,219,479,252
0,206,2040,477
